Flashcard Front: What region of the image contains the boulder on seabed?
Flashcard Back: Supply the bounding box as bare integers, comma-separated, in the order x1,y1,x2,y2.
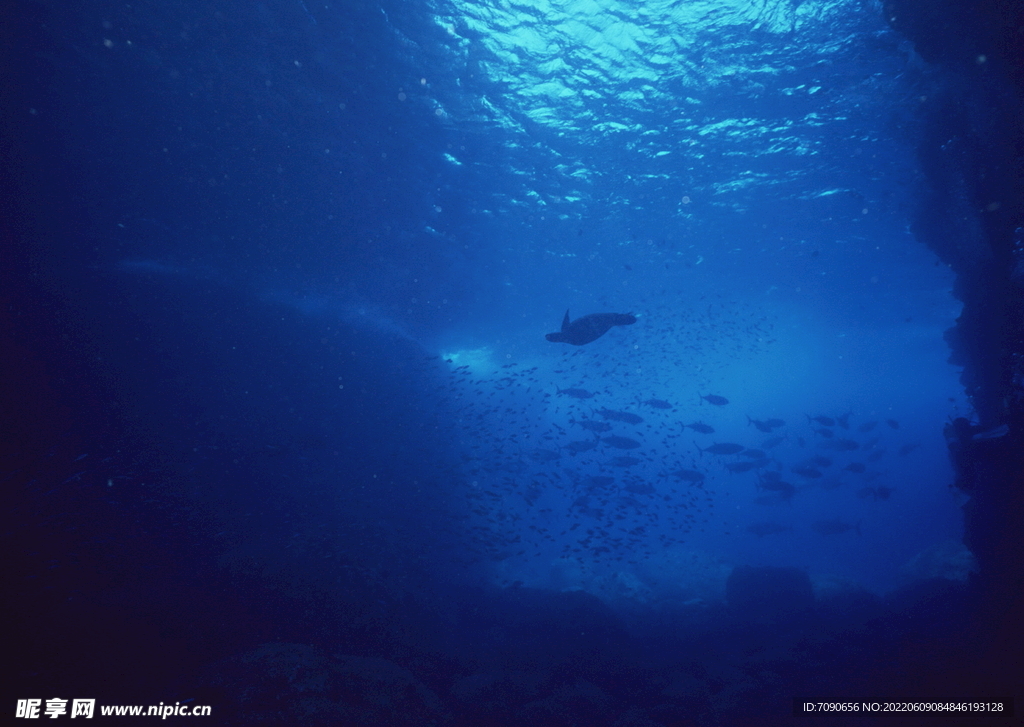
902,539,978,582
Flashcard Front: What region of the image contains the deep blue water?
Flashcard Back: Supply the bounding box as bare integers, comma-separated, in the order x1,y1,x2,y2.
4,0,1022,724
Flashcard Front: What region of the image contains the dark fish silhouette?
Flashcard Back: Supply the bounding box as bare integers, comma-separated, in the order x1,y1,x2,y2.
607,456,642,467
603,435,642,449
596,408,644,424
545,310,636,345
747,416,773,433
791,465,823,478
699,393,729,406
874,485,895,499
557,387,595,399
669,468,706,482
685,421,715,434
565,438,600,455
642,398,673,409
759,479,795,494
625,481,656,495
529,448,561,462
571,418,612,433
695,442,744,456
617,495,644,509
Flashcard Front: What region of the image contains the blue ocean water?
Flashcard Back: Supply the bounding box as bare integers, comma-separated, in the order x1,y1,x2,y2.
4,0,1022,724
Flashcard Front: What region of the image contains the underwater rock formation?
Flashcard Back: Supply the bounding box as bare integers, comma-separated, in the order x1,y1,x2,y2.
902,539,979,582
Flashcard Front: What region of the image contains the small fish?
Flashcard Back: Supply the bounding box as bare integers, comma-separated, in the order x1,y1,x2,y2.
874,485,895,500
857,421,878,433
809,455,832,468
625,481,656,495
759,480,795,494
607,456,641,467
695,442,745,456
557,387,595,399
791,466,823,478
807,415,836,427
886,419,900,429
699,393,729,406
596,408,644,424
669,469,705,482
814,428,834,438
725,461,760,473
843,462,866,473
572,418,612,433
898,443,919,456
565,439,600,455
585,476,615,489
529,449,562,462
741,448,767,459
603,435,642,449
643,398,673,409
836,412,851,430
685,421,715,434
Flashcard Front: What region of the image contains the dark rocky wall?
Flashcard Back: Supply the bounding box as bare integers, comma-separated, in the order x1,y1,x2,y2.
885,0,1024,686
